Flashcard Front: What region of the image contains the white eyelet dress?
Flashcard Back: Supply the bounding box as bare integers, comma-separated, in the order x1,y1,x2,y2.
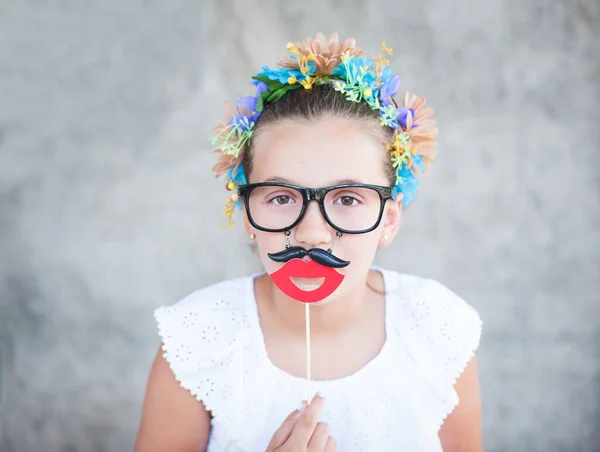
154,269,482,451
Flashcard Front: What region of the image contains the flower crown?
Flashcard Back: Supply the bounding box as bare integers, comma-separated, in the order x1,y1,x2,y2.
211,33,438,227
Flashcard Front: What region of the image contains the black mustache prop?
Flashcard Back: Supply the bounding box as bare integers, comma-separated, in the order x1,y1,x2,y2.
268,246,350,269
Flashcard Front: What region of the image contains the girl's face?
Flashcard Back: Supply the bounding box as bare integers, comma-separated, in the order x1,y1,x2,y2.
244,118,402,304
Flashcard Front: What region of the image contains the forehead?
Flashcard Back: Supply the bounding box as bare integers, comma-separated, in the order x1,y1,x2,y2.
249,119,389,186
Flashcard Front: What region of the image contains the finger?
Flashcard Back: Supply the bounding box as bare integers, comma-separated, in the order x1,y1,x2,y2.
287,393,326,447
324,436,338,452
267,401,306,450
307,422,329,452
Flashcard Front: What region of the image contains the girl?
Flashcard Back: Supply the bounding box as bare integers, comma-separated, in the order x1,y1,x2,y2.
135,33,483,452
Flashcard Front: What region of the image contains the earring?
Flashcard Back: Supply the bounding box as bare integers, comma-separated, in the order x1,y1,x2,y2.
383,234,389,241
249,233,256,240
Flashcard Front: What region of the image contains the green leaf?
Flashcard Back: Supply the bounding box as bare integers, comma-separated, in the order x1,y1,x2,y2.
265,84,302,103
267,88,288,103
255,94,264,112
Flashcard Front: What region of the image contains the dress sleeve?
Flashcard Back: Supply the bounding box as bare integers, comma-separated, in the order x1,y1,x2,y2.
393,276,483,427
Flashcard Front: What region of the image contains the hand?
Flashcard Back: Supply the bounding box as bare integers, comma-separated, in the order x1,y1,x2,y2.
267,394,337,452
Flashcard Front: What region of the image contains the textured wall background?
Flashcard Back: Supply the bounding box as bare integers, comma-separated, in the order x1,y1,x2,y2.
1,0,599,451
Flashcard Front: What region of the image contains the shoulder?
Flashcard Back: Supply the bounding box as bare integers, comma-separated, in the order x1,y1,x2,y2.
385,271,481,342
154,275,251,334
382,269,482,397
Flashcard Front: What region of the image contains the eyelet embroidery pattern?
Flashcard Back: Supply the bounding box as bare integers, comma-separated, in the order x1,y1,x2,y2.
213,298,232,309
173,343,192,361
201,325,220,344
182,312,199,329
154,271,482,452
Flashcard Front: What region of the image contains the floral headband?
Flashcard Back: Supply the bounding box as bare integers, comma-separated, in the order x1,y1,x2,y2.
211,33,438,227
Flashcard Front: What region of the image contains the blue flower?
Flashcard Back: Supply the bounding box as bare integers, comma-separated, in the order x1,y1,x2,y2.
256,65,306,84
413,154,424,172
379,105,400,128
394,162,420,206
333,56,377,89
228,165,247,185
379,66,395,86
228,165,247,209
305,60,317,75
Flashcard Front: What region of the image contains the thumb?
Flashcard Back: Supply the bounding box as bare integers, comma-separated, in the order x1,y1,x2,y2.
267,402,306,451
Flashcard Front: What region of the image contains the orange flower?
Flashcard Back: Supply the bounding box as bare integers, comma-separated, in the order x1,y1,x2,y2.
402,92,438,169
279,32,364,75
212,152,241,179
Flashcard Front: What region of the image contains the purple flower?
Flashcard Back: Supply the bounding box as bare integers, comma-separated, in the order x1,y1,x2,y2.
228,97,259,130
229,81,269,131
397,107,416,128
236,95,258,113
252,80,269,97
379,74,400,106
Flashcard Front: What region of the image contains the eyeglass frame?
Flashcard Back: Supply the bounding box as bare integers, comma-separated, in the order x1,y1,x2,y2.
237,182,394,234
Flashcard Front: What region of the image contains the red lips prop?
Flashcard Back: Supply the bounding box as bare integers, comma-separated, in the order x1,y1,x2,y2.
269,259,345,303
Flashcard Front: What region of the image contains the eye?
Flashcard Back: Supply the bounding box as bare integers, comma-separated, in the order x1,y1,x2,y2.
335,196,359,207
269,195,295,205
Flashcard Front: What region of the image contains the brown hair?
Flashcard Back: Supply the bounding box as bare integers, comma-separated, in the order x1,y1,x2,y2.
242,84,396,185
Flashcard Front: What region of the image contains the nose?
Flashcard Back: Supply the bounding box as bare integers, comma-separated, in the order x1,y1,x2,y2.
292,199,334,247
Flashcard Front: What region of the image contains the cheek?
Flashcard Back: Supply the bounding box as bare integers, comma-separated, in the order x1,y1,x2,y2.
332,234,380,297
255,233,288,272
338,234,380,270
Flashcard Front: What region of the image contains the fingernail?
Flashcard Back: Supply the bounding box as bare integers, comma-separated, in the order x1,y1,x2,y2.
316,391,324,399
297,400,306,411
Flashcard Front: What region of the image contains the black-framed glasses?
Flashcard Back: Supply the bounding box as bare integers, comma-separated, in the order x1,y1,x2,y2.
237,182,393,234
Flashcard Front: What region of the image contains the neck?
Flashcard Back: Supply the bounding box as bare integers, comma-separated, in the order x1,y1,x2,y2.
255,269,384,338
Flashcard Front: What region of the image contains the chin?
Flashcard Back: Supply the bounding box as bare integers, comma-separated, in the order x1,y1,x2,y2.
298,297,333,307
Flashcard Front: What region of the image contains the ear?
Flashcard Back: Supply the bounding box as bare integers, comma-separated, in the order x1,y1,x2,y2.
379,196,402,246
242,203,254,238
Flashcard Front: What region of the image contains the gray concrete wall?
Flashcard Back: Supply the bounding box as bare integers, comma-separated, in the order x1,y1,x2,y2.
1,1,599,451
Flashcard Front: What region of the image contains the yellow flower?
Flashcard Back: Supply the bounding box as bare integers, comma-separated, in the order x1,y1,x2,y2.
286,42,299,57
226,181,236,191
298,55,312,77
374,40,394,87
381,41,393,55
300,78,314,90
288,76,298,84
363,87,372,97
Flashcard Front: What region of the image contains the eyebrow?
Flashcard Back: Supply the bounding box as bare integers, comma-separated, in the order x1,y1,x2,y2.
263,176,367,186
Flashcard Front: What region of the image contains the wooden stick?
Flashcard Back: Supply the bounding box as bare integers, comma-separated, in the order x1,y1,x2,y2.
305,303,311,401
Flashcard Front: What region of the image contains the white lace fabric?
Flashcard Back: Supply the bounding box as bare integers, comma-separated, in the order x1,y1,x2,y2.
154,269,482,451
